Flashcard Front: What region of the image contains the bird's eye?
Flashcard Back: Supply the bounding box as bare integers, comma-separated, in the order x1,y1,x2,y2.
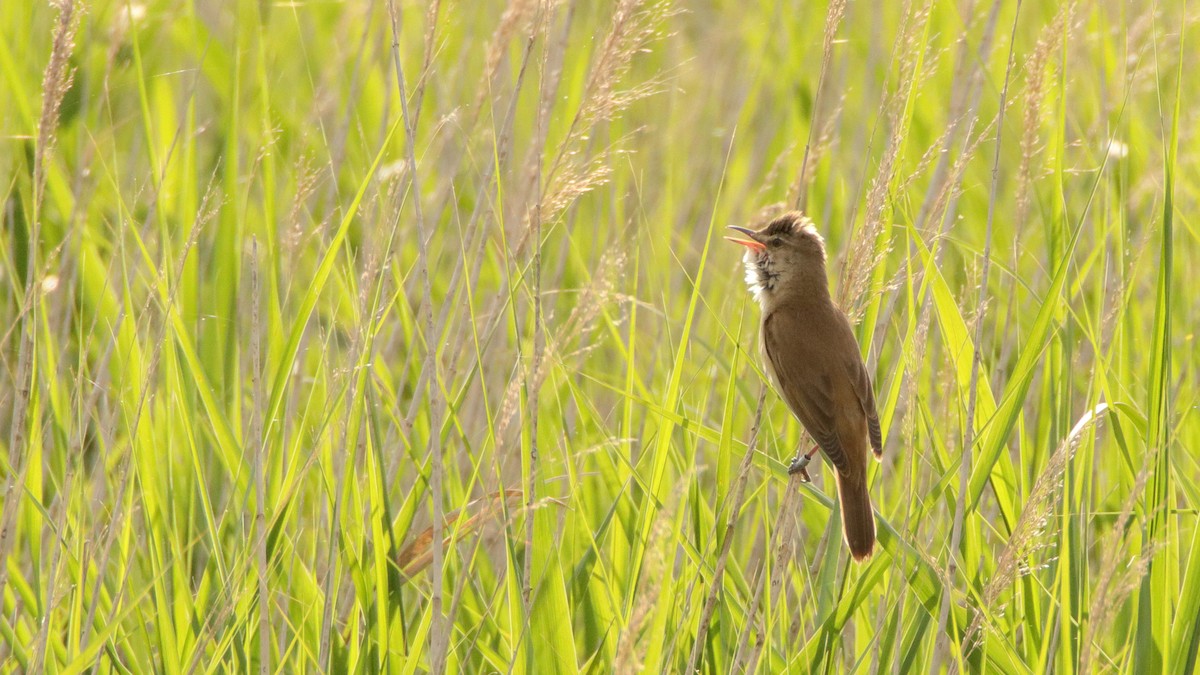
769,237,783,247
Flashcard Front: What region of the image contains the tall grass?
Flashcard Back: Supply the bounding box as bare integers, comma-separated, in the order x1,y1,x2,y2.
1,0,1196,672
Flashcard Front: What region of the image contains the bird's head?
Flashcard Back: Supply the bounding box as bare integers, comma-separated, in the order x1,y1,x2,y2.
726,211,827,304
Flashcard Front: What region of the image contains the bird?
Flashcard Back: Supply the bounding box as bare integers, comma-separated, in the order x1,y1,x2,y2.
726,211,882,560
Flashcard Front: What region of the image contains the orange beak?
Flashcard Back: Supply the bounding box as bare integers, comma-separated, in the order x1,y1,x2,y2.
724,226,765,251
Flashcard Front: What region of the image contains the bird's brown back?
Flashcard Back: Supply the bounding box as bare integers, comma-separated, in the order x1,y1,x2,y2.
762,295,879,559
761,297,870,474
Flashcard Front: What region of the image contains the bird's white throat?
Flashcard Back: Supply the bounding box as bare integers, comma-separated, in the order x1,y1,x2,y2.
743,250,779,305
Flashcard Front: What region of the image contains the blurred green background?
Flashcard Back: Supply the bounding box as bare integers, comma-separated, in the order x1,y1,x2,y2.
1,0,1197,672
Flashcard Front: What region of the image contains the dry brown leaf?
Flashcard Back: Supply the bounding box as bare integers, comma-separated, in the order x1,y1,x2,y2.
396,489,523,581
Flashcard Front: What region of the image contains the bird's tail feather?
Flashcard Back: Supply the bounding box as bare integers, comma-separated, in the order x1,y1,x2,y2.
835,473,876,561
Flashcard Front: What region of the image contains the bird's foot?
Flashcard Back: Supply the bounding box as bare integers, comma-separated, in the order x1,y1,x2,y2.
787,446,819,482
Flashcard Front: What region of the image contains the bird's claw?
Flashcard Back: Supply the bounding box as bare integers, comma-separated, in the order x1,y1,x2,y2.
787,453,813,482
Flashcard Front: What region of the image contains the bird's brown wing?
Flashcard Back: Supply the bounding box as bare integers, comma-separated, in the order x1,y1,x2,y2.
762,309,851,475
846,358,883,458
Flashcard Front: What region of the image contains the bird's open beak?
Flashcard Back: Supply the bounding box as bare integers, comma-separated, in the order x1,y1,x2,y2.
724,226,765,251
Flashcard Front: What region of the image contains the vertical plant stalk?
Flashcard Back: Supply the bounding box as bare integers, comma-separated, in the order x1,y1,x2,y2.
81,174,217,657
28,457,71,672
738,483,802,672
0,0,79,612
1135,10,1183,670
792,0,846,211
316,328,360,668
385,0,445,670
463,0,668,475
396,29,538,447
521,222,541,608
1161,17,1189,669
897,0,1001,470
315,245,387,670
249,238,270,674
913,0,988,233
932,1,1021,668
686,385,768,673
387,2,538,444
522,1,552,616
961,404,1108,661
412,0,442,132
1079,460,1153,672
385,8,537,465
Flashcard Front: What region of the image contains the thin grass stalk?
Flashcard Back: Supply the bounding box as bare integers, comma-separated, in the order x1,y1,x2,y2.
520,0,548,629
933,3,1021,669
835,0,927,321
248,237,269,674
383,0,445,669
28,467,69,672
961,403,1106,663
0,0,80,613
411,0,443,133
732,521,774,671
1136,13,1182,670
104,178,219,669
389,8,568,508
792,0,846,212
320,7,374,213
614,475,685,671
926,0,1002,242
315,297,370,670
396,32,540,448
686,385,767,672
458,0,665,460
517,1,560,636
913,0,988,233
740,483,803,672
305,182,400,671
1079,461,1153,673
73,31,218,656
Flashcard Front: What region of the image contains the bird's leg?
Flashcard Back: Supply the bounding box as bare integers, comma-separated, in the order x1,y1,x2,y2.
787,445,820,482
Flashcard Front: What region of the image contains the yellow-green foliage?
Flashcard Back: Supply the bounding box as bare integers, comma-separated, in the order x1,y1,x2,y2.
1,0,1196,672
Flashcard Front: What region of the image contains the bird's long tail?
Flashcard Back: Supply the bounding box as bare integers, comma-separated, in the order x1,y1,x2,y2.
835,472,876,561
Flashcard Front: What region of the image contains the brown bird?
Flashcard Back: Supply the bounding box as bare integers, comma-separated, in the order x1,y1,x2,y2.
726,211,882,560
